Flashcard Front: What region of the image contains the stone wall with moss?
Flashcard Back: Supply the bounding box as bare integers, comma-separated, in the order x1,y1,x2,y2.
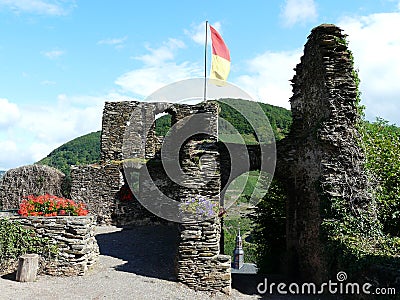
275,24,378,282
71,100,231,294
6,215,98,276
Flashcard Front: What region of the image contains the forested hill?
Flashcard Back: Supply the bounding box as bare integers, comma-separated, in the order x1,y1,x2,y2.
37,131,101,176
37,100,292,175
0,171,5,180
217,99,292,142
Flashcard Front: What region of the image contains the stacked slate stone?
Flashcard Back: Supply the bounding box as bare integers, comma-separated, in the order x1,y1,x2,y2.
100,101,139,162
71,100,231,293
71,102,168,226
169,102,231,294
9,215,99,276
177,218,231,294
0,165,65,210
276,24,376,282
101,101,170,162
70,164,120,225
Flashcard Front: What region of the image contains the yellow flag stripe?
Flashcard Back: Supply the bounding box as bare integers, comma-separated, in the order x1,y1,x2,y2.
210,54,231,81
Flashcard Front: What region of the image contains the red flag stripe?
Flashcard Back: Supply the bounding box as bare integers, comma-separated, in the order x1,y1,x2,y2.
209,25,230,62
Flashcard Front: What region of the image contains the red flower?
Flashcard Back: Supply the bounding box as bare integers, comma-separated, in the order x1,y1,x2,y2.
18,194,89,217
119,185,135,202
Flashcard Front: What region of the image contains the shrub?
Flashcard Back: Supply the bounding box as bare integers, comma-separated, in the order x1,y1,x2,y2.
18,194,88,217
250,179,286,273
0,218,57,272
362,118,400,236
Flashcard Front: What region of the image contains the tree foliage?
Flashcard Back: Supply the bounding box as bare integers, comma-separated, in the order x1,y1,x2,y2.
217,99,292,143
250,179,286,273
155,114,172,137
37,131,101,176
362,118,400,236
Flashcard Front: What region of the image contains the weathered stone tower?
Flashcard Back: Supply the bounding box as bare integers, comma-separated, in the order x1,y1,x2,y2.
276,24,374,282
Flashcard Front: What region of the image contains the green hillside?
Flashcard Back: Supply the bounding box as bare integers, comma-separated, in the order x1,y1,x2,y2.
37,131,101,176
217,99,292,143
37,100,292,176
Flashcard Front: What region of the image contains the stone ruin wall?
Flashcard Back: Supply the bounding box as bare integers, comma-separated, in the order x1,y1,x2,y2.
2,215,99,276
70,100,231,294
70,164,120,225
276,24,374,282
177,218,231,293
0,165,66,210
71,102,169,227
0,22,379,293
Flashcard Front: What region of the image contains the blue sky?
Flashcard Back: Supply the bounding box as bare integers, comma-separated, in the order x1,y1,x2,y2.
0,0,400,170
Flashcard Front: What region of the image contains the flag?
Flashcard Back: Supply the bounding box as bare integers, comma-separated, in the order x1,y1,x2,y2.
209,25,230,81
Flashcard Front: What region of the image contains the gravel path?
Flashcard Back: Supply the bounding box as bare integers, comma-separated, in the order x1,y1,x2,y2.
0,225,261,300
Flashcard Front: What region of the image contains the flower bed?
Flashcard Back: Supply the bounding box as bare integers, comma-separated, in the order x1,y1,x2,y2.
18,194,88,217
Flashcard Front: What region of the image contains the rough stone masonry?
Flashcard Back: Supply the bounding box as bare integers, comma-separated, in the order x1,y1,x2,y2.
70,100,232,294
275,24,374,282
5,215,99,276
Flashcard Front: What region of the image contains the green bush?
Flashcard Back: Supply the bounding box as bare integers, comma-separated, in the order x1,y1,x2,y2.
250,179,286,273
362,118,400,236
0,219,57,271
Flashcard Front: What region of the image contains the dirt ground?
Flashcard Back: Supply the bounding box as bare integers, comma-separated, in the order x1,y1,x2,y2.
0,225,261,300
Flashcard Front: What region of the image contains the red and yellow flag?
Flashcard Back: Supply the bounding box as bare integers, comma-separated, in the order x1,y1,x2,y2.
209,25,230,81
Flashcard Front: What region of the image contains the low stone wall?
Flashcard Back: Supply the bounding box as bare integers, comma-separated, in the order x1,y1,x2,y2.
176,218,231,294
9,215,99,276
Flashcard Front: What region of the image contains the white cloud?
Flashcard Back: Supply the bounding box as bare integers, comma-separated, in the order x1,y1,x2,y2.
235,49,301,108
97,36,127,49
0,0,75,16
185,21,222,45
16,99,101,149
0,140,19,170
280,0,317,27
0,92,140,170
117,38,201,97
135,38,185,66
0,98,21,129
115,62,201,98
0,140,17,152
42,49,65,59
339,12,400,125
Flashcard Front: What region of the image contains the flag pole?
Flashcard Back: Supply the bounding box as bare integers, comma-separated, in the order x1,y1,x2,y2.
203,20,208,102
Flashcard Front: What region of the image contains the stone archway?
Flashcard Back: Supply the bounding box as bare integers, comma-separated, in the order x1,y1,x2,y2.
71,100,232,294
